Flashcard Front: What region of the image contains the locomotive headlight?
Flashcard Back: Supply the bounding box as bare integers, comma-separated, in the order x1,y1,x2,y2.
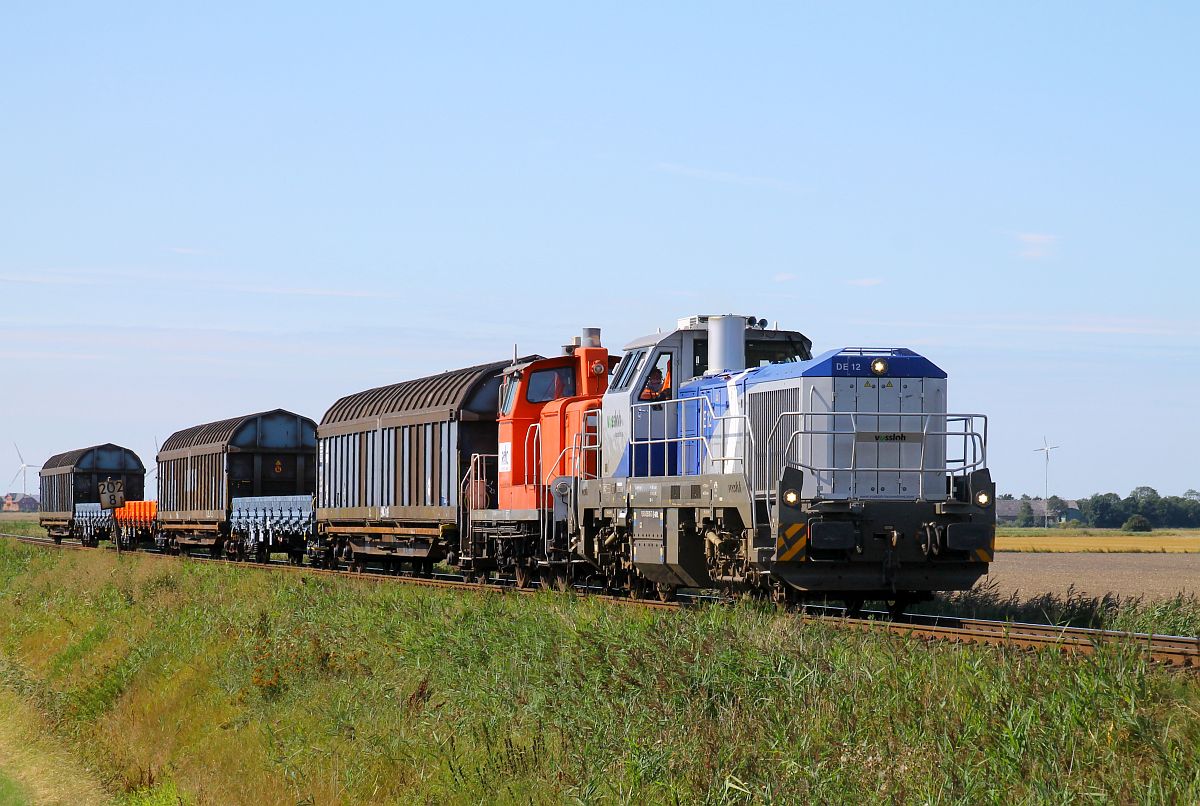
870,358,888,376
975,491,991,507
783,489,800,506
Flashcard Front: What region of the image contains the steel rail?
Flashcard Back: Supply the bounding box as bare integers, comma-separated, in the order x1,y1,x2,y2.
3,533,1195,666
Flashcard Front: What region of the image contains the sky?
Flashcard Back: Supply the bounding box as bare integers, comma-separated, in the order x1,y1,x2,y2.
1,2,1197,500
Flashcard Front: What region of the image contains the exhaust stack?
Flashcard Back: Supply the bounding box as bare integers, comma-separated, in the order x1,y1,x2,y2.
708,315,746,374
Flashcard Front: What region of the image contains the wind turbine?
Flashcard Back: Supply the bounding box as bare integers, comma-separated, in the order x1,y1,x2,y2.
9,443,39,498
1034,437,1060,528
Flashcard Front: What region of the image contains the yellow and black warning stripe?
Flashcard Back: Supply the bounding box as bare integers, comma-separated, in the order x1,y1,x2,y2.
973,547,993,563
776,521,808,563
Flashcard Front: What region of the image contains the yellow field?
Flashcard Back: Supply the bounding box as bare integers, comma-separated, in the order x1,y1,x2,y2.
996,527,1200,553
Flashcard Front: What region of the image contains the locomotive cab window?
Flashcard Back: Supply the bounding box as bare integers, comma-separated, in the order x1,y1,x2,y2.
747,339,808,366
612,349,648,391
499,373,520,415
639,353,672,402
692,337,809,376
525,366,576,403
692,340,708,377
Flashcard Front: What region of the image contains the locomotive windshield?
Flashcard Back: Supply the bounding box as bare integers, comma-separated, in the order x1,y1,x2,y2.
526,366,576,403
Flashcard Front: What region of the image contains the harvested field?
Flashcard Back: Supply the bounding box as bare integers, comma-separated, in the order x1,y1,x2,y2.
981,552,1200,601
996,527,1200,553
996,534,1200,553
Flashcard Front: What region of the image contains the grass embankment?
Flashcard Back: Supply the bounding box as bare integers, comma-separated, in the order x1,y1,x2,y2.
0,519,45,538
0,687,111,805
996,526,1200,553
0,543,1198,803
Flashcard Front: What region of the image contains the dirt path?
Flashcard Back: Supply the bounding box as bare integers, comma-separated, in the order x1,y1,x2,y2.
0,687,111,805
984,552,1200,600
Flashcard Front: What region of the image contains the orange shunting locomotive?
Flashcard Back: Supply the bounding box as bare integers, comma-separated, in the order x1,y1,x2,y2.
460,328,616,584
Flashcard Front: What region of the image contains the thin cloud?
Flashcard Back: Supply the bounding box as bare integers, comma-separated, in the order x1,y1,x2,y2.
169,247,213,256
0,266,401,300
213,283,397,299
773,273,797,283
0,271,105,286
1016,232,1057,259
847,278,883,287
655,162,797,191
847,314,1199,339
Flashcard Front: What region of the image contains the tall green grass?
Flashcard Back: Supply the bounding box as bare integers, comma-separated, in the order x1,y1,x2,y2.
913,581,1200,637
0,542,1197,804
0,521,46,538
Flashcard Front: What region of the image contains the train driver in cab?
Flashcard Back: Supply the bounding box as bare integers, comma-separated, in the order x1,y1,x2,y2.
639,358,671,402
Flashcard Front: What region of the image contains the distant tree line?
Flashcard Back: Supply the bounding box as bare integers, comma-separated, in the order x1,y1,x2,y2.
1001,488,1200,529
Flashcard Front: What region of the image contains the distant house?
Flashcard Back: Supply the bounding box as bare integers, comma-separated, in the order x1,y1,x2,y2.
2,493,39,513
995,498,1081,525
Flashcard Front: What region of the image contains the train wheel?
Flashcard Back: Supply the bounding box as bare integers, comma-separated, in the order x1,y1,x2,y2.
514,565,531,589
772,584,796,608
886,596,914,619
843,598,865,618
656,583,676,602
543,569,571,592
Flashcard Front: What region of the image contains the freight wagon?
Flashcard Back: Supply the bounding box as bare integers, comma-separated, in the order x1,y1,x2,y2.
38,444,146,545
156,409,317,561
313,358,538,571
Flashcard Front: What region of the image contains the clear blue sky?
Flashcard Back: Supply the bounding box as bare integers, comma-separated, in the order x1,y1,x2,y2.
2,2,1196,499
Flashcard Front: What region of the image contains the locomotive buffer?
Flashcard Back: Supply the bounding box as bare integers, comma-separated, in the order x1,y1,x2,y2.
98,477,126,553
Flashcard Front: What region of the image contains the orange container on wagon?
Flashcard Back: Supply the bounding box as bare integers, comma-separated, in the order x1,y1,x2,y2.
114,500,157,529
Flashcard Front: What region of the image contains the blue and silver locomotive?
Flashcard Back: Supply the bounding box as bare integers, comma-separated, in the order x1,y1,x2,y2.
578,314,993,607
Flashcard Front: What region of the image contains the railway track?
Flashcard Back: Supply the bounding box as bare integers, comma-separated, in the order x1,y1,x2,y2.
5,533,1197,667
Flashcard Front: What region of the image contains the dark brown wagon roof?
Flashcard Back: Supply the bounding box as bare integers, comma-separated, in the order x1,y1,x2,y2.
41,444,145,473
321,358,534,426
160,408,307,453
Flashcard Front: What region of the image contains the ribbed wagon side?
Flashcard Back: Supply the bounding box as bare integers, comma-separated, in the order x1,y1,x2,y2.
38,444,146,544
156,409,317,558
314,358,533,570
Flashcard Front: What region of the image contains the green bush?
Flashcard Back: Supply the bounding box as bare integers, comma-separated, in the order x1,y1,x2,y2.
1123,514,1153,532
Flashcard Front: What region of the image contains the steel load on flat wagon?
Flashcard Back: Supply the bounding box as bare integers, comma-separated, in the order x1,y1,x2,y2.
156,409,317,561
39,443,146,545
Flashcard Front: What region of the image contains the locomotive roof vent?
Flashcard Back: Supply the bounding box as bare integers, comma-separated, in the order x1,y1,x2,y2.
564,327,602,355
676,314,766,330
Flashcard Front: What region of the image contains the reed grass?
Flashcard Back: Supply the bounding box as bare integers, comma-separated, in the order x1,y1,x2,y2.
912,581,1200,638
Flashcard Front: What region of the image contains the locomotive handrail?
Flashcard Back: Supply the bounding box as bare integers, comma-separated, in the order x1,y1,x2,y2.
459,452,498,562
763,410,988,527
628,395,756,482
627,395,759,524
523,423,542,491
